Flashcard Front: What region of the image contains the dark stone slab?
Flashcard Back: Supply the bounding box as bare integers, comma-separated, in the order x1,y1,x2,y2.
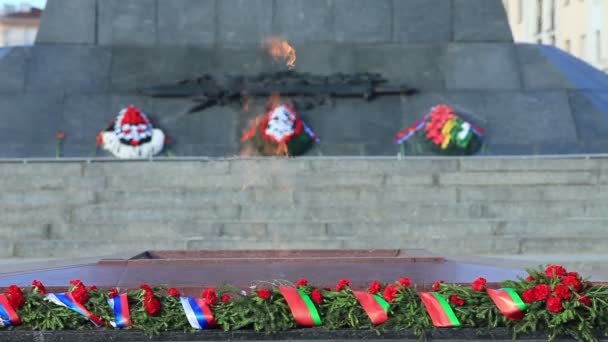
516,44,574,90
274,0,333,43
60,94,112,157
293,44,357,75
568,91,608,144
26,45,111,93
36,0,96,44
334,0,392,43
0,47,28,93
158,0,216,46
453,0,513,42
98,0,157,46
444,43,521,90
217,0,274,46
393,0,452,43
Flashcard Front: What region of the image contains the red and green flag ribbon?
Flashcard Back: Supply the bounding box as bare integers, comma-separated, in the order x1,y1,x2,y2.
352,291,390,325
486,288,527,321
278,287,321,327
419,292,461,328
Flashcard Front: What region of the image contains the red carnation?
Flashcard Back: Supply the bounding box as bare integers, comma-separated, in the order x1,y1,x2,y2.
311,289,323,304
522,289,536,303
568,272,579,278
71,285,89,305
257,289,271,300
221,294,231,303
55,131,66,139
70,279,84,287
554,284,572,300
168,288,181,297
368,281,382,294
449,295,465,306
578,294,592,306
398,277,411,287
336,279,350,292
432,280,444,292
383,285,398,303
87,285,98,291
562,275,583,292
202,288,217,306
546,296,563,313
471,277,487,291
140,284,153,293
144,294,161,316
32,280,47,295
108,288,119,299
6,285,25,310
323,287,332,292
534,284,551,301
526,275,535,282
295,278,308,288
545,265,567,279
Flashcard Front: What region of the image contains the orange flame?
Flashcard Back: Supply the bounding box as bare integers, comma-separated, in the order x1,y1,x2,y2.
263,37,296,70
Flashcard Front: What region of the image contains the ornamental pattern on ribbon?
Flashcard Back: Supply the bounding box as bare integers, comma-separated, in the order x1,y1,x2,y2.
487,288,527,321
278,287,322,327
108,294,132,328
352,291,390,325
0,294,21,327
419,292,461,328
180,297,217,330
46,293,104,327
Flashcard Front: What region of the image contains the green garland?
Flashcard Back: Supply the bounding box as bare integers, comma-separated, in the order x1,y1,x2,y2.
3,266,608,342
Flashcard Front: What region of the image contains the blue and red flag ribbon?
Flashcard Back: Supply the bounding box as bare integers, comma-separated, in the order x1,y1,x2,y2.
0,294,21,326
108,294,132,328
46,293,104,327
180,297,217,330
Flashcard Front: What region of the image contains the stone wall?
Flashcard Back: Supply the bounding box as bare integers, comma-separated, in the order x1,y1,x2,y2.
1,156,606,258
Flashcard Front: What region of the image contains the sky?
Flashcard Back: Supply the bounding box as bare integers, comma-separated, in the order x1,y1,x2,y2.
0,0,46,9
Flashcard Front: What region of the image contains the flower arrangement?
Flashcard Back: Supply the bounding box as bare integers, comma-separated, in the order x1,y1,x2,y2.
1,266,607,341
96,106,166,159
241,104,318,156
394,105,486,155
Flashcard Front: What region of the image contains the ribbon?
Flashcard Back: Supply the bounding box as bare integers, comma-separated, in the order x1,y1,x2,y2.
394,113,431,144
278,287,322,327
419,292,461,328
180,297,217,330
46,293,104,327
108,294,132,328
487,288,527,321
352,291,389,325
0,294,21,326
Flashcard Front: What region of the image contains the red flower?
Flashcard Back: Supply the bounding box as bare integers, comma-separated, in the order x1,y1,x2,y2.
526,275,535,282
336,279,350,292
164,136,172,145
449,295,465,306
96,132,104,147
522,289,536,303
295,278,308,288
32,280,47,295
546,296,563,313
6,286,25,310
55,132,66,139
87,285,98,291
257,289,271,300
140,284,153,293
202,288,217,306
471,277,487,291
108,288,119,299
71,285,88,305
168,288,181,297
562,275,583,292
323,287,332,292
578,294,592,306
383,285,398,303
432,280,444,292
398,277,411,287
568,272,579,278
221,294,231,303
70,279,84,287
534,284,551,301
545,265,567,279
368,281,382,294
311,289,323,304
554,285,572,300
144,294,161,316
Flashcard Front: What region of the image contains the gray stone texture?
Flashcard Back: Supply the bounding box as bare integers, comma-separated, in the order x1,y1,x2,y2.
516,44,574,89
158,0,215,46
35,0,96,44
0,47,28,93
217,0,273,45
453,0,513,42
393,0,452,43
334,0,392,43
98,0,157,46
274,0,333,43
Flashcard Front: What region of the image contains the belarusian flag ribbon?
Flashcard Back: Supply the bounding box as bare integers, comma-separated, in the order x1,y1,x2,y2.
487,288,527,321
419,292,461,328
108,294,132,328
180,297,217,330
46,293,105,327
0,294,21,326
278,287,322,327
352,291,389,325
